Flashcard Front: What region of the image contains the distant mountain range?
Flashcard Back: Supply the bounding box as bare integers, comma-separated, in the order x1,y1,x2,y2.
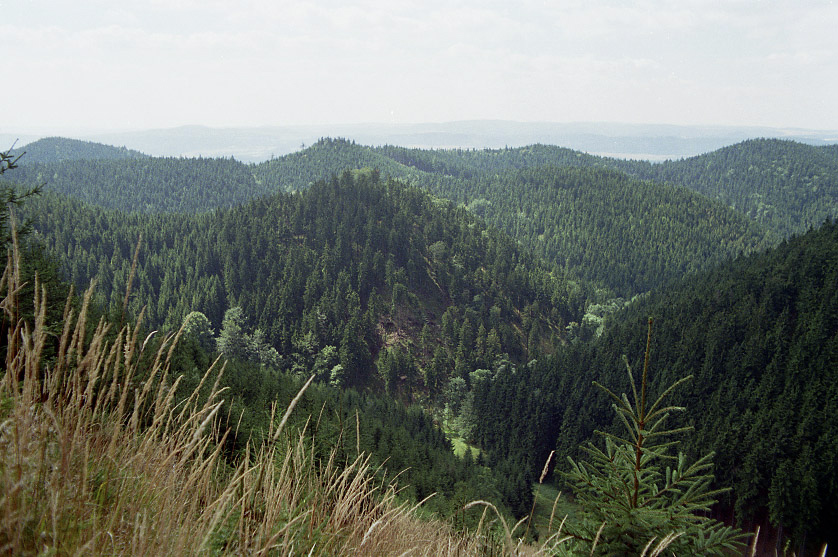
5,121,837,163
10,134,838,301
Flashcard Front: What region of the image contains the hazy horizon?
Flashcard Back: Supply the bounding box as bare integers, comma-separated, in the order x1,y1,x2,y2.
7,118,838,138
3,1,837,133
5,119,837,164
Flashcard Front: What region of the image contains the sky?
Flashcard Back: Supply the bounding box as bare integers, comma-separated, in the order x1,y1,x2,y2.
2,0,837,133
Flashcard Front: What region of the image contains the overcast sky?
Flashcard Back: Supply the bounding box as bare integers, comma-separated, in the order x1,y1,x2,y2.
2,0,837,133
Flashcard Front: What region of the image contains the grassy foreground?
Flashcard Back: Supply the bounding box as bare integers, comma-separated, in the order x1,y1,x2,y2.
0,234,509,556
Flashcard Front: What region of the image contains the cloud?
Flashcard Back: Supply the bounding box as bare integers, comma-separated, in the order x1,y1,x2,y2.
3,0,837,129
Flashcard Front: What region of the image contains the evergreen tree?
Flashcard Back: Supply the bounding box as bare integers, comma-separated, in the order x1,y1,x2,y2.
1,146,41,245
562,320,747,555
216,306,250,360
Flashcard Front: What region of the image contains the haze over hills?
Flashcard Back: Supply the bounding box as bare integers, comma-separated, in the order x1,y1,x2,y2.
9,135,838,300
611,139,838,238
5,120,838,163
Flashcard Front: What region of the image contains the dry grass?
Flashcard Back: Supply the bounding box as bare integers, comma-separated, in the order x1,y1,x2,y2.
0,232,501,556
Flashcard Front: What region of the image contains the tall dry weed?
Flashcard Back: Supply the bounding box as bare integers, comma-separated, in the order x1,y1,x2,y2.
0,229,499,556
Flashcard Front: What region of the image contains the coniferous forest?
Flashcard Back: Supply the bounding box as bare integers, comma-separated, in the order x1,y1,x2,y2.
2,135,838,555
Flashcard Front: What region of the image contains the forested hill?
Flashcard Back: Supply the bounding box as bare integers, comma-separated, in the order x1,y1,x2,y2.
252,138,429,191
256,139,769,295
10,155,271,213
13,136,833,298
252,138,606,193
369,139,838,241
262,138,838,244
12,136,146,163
612,138,838,238
470,219,838,550
414,165,768,296
25,169,577,393
15,137,838,242
252,139,606,191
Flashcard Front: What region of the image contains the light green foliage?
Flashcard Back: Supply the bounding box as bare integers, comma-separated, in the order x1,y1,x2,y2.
328,363,346,387
311,345,339,382
428,240,447,264
182,311,215,352
465,197,490,217
562,322,747,555
443,376,467,418
216,306,280,368
216,306,249,359
248,328,281,368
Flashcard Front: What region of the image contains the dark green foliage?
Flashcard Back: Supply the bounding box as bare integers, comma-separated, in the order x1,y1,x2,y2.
165,333,518,525
255,139,605,194
418,165,768,295
252,138,420,192
10,156,267,213
21,164,569,519
11,137,146,164
562,321,747,555
1,148,23,174
18,136,838,299
612,138,838,239
22,170,569,393
474,220,838,550
12,135,838,547
0,146,70,377
254,139,774,295
1,159,526,533
0,147,41,246
254,138,838,296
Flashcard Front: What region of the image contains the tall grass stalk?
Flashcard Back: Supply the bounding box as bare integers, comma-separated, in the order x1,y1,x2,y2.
0,235,494,555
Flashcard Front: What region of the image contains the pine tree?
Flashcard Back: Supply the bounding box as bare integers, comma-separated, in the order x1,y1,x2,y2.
216,306,249,360
562,319,748,555
1,146,41,245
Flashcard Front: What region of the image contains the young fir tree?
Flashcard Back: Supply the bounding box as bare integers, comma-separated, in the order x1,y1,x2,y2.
1,146,41,245
561,318,748,555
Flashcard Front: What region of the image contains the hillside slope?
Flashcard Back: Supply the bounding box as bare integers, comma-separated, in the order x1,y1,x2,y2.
372,139,838,242
13,136,147,163
252,138,602,193
16,137,833,299
0,228,521,555
416,165,768,295
25,170,577,394
613,139,838,238
257,139,770,295
471,219,838,551
10,155,269,214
